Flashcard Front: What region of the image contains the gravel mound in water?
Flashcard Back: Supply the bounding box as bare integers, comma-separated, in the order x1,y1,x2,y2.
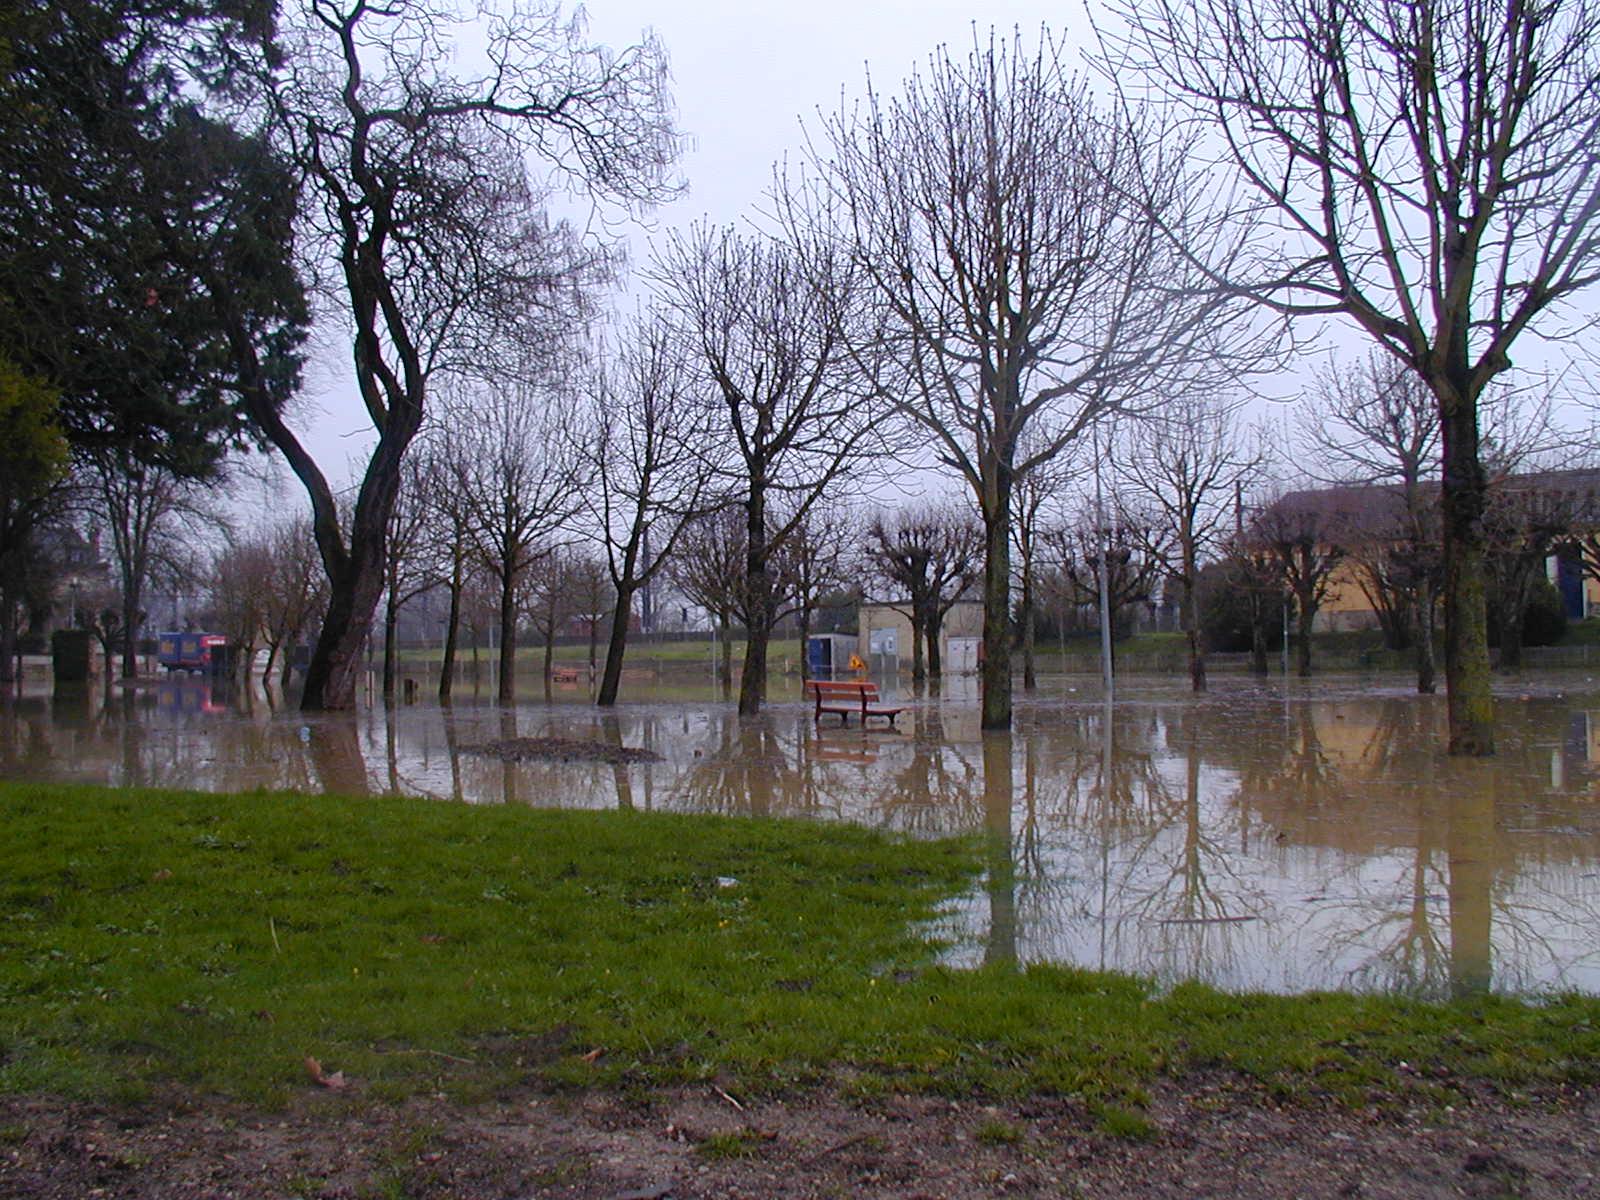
461,736,663,765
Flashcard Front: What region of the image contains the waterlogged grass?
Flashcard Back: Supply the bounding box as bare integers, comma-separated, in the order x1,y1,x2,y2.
3,781,1599,1111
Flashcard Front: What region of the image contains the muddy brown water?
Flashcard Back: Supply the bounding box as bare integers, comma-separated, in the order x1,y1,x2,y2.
5,668,1600,1000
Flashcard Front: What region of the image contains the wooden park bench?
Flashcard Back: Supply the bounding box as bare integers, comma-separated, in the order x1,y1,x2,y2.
550,666,581,683
804,679,905,727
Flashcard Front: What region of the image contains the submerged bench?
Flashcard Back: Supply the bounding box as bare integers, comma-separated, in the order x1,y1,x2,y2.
804,679,905,727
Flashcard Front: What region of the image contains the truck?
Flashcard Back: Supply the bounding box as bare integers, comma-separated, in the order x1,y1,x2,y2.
156,632,228,674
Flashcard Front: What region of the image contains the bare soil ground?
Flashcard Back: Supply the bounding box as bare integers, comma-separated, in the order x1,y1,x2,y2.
3,1076,1597,1199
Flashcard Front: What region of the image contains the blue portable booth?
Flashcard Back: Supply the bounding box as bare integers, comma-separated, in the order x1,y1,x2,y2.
805,633,858,677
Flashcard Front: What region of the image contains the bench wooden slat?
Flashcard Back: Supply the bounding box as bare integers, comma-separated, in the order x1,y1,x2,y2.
804,679,905,726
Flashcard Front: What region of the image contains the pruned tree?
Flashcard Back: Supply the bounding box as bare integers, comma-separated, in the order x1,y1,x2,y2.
238,0,677,712
581,310,720,705
1107,0,1600,753
444,379,584,704
1250,490,1352,677
804,27,1255,729
1115,393,1263,692
1042,510,1165,648
867,503,983,682
650,223,878,716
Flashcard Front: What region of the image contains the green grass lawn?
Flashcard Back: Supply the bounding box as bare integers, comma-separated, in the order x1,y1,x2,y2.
3,781,1598,1117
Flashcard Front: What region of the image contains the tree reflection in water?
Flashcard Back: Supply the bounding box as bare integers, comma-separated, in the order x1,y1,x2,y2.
7,677,1600,995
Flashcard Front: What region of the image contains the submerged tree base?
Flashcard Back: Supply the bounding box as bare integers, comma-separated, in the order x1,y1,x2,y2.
461,736,663,764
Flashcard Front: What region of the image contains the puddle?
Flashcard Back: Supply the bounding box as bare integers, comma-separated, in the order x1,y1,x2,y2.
5,669,1600,999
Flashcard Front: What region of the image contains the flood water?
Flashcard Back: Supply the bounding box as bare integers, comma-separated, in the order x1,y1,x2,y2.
5,668,1600,1000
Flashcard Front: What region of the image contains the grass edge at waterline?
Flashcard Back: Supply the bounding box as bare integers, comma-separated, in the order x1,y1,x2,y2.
1,780,1597,1110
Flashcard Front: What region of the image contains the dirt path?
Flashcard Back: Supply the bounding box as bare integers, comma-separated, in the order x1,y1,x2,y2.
3,1078,1597,1198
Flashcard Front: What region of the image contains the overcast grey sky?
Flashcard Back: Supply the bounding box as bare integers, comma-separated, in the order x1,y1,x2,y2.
286,1,1096,491
589,1,1096,232
277,0,1592,503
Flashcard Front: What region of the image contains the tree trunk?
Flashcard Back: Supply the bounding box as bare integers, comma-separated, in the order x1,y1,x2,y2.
300,544,385,712
1496,571,1530,672
980,503,1013,731
0,595,19,685
798,606,812,683
1438,391,1495,754
927,609,945,679
438,555,462,702
1021,567,1036,692
382,586,399,702
718,610,733,694
1415,578,1437,694
910,601,926,682
1249,607,1270,676
597,582,636,706
1181,536,1205,692
737,486,770,717
496,570,517,705
1183,578,1206,693
120,574,142,679
1295,599,1315,677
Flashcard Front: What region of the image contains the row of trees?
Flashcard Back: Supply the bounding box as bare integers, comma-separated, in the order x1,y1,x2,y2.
7,1,1600,761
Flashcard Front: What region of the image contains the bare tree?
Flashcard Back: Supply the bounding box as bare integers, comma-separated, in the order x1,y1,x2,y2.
1042,511,1165,648
523,542,576,686
563,551,612,676
1485,470,1584,669
232,0,677,712
804,28,1254,730
1107,0,1600,753
208,536,273,672
1299,357,1443,691
259,514,326,691
412,433,476,701
1115,394,1263,691
445,380,584,704
380,452,437,701
1011,434,1080,691
650,224,877,715
773,497,859,682
667,507,746,691
80,445,224,678
581,311,720,705
1250,490,1351,677
867,504,983,682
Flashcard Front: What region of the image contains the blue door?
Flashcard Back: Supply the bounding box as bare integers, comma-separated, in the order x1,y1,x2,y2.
807,636,830,675
1558,553,1585,619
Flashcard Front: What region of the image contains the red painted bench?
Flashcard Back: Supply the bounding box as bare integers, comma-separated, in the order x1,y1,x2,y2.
804,679,905,727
